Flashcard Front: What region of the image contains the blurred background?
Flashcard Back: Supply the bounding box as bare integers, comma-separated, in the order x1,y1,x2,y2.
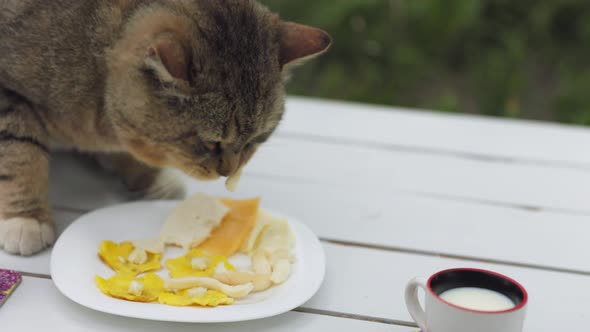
261,0,590,125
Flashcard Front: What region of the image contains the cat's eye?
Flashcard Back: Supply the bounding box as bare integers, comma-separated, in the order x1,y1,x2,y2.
204,142,221,154
204,142,215,151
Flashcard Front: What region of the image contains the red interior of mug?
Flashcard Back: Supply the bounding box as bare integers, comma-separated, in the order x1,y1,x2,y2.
427,268,528,314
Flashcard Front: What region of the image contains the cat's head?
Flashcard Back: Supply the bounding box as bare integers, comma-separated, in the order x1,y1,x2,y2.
105,0,331,180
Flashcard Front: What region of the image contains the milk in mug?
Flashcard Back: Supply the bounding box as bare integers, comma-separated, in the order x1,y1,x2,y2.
439,287,515,312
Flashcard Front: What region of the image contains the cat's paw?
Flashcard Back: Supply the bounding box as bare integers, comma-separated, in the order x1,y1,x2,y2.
143,169,187,200
0,217,55,256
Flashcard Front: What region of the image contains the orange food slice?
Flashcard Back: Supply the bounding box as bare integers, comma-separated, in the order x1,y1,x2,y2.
197,198,260,256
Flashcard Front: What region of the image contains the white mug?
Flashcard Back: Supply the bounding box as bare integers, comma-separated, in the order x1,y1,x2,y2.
405,268,528,332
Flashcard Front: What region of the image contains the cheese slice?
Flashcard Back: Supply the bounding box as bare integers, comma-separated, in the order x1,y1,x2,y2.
160,193,229,249
197,198,260,257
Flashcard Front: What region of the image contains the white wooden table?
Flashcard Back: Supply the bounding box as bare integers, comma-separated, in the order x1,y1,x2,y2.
2,97,590,331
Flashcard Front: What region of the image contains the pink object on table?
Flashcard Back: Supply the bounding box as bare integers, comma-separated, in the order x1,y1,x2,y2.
0,269,22,307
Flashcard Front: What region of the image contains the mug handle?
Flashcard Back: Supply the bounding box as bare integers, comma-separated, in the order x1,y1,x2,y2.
405,277,428,331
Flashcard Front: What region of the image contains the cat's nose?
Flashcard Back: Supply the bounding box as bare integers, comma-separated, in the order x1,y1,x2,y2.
217,150,240,177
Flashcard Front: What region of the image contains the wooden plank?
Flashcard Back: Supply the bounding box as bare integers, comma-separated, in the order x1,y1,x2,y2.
1,277,412,332
185,176,590,273
50,137,590,216
45,155,590,272
4,203,587,331
280,97,590,167
4,243,587,332
49,137,590,215
309,243,589,332
0,210,79,275
250,136,590,213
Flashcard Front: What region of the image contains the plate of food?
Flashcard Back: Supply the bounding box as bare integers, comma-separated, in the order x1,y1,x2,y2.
50,193,325,323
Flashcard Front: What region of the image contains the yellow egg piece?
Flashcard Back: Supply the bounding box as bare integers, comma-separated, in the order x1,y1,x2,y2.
159,289,234,307
95,273,164,302
166,249,235,278
98,241,162,276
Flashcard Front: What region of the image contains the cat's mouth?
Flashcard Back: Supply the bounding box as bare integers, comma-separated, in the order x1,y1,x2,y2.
121,137,250,182
178,153,248,182
175,152,238,181
178,146,255,181
122,138,219,180
178,162,221,181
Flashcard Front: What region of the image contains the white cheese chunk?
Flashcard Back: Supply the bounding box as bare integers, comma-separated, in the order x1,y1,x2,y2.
128,281,144,296
191,257,210,270
270,259,291,284
128,248,148,265
186,287,208,298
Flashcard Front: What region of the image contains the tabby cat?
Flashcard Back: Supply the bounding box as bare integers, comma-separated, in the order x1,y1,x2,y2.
0,0,331,255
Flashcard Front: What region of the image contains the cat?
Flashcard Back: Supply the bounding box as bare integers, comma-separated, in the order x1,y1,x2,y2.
0,0,331,256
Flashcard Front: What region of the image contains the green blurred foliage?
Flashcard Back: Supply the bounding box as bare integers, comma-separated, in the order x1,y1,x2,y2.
260,0,590,125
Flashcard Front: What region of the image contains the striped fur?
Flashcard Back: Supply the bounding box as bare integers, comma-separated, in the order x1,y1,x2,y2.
0,0,330,255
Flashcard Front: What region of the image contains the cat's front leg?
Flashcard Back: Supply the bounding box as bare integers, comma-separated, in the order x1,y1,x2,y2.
96,153,187,200
0,90,54,256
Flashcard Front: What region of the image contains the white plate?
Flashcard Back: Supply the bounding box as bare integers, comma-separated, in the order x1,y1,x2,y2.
51,201,325,323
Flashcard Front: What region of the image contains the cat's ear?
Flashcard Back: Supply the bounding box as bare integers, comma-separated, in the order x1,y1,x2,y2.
144,37,189,83
279,22,332,68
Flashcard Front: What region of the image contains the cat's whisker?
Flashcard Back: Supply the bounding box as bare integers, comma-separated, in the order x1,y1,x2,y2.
143,169,187,200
